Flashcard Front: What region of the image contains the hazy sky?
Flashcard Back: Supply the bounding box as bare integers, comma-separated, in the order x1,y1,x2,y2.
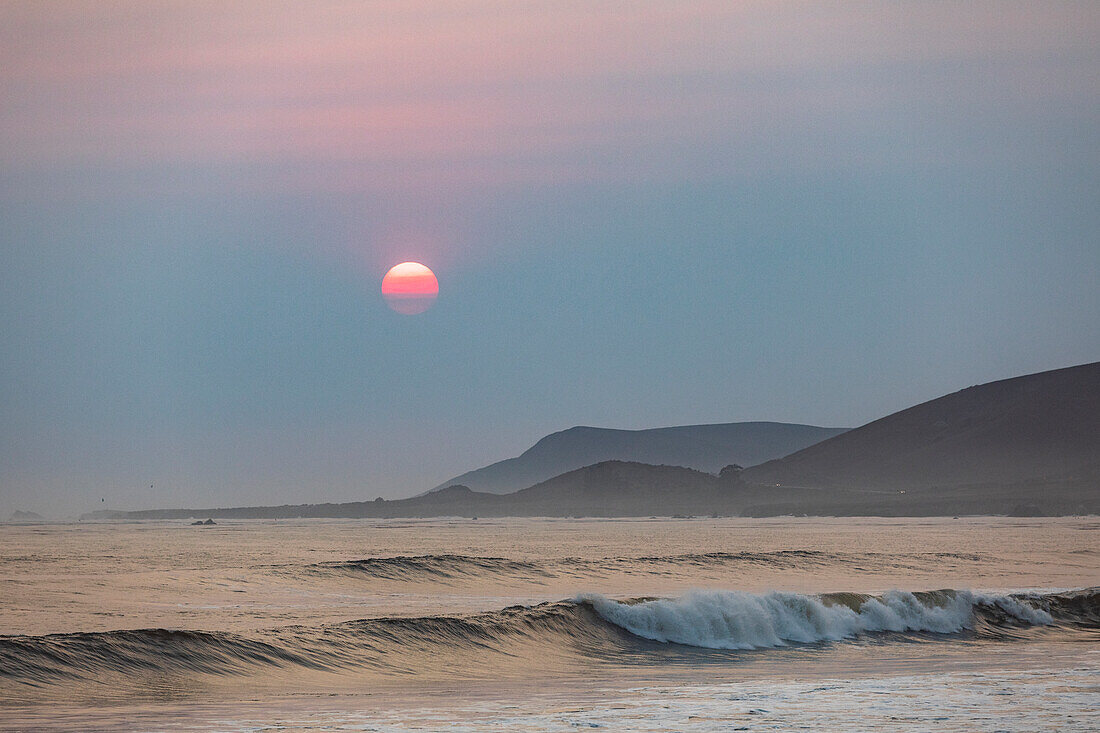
2,2,1098,516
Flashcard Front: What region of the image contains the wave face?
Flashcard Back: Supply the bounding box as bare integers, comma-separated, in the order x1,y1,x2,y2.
1,588,1095,695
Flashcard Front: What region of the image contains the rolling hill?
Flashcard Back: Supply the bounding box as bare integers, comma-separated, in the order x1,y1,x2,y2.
741,361,1100,514
431,422,848,494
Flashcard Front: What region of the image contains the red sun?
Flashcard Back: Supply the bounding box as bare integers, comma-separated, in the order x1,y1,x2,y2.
381,262,439,315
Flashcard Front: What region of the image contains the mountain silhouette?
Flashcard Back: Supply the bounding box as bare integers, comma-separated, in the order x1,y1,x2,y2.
432,422,847,495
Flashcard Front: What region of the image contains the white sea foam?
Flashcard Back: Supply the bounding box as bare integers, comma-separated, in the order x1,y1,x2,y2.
974,591,1055,626
578,589,1051,649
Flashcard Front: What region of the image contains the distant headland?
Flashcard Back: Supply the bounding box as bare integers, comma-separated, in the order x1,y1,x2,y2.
83,362,1099,520
8,510,45,522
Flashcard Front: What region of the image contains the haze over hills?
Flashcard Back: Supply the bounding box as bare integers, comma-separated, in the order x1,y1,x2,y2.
431,422,848,495
83,362,1100,520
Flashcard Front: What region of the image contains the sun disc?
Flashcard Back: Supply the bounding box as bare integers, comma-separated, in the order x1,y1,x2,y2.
382,262,439,315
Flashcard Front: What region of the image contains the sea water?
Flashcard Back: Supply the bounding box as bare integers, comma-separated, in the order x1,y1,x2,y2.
1,516,1097,730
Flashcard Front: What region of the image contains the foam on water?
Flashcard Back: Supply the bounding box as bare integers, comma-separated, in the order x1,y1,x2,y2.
578,589,1053,649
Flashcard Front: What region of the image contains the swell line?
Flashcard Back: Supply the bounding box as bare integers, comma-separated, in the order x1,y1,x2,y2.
293,551,992,582
1,588,1095,691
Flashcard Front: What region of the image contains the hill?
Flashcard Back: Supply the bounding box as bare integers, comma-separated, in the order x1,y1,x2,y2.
8,510,45,522
432,422,847,494
490,461,850,517
741,361,1100,514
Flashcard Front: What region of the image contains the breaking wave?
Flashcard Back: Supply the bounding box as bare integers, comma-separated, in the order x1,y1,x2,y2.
578,589,1055,650
2,588,1095,695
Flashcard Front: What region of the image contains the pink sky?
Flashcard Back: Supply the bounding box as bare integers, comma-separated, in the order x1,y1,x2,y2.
4,2,1096,196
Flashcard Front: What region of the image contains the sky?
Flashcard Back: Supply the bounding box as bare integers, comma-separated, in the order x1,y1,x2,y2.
2,2,1098,516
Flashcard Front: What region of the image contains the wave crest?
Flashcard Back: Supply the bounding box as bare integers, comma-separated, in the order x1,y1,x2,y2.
2,588,1093,695
577,589,1056,650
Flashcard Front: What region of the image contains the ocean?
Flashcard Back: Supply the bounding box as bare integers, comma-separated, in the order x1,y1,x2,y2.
1,516,1097,731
